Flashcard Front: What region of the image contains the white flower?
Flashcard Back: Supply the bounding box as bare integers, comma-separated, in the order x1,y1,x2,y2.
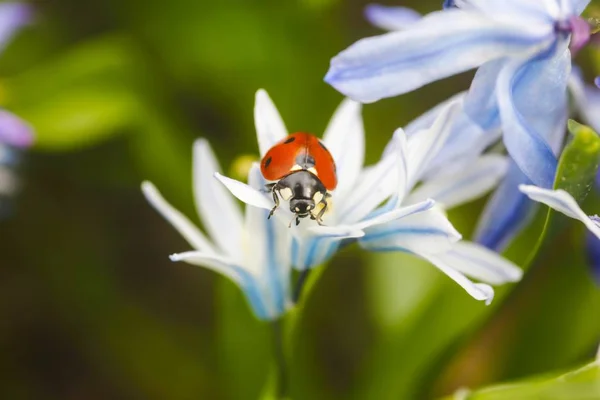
141,139,292,320
520,185,600,239
359,97,522,304
216,89,439,270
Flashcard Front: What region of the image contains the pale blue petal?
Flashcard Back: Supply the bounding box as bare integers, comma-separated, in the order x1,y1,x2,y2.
418,252,495,304
475,163,538,251
243,167,292,318
585,232,600,285
0,110,33,148
407,154,509,209
463,59,504,131
574,0,591,14
461,0,560,24
193,139,244,259
433,241,523,285
171,251,274,320
255,89,288,156
360,207,462,255
0,3,32,53
214,169,273,211
365,4,421,31
292,236,341,271
141,181,216,254
322,98,365,200
520,184,600,239
496,40,568,188
569,69,600,132
325,9,553,103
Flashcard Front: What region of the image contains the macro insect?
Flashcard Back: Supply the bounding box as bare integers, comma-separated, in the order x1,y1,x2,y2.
260,132,337,226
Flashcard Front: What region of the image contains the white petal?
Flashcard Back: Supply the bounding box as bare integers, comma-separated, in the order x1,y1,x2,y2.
170,250,244,286
406,100,461,189
307,225,365,238
335,132,400,224
358,199,435,230
240,167,292,316
193,139,244,259
365,4,422,31
519,185,600,239
432,241,523,285
291,236,342,271
141,181,215,254
323,98,365,199
255,89,288,156
407,154,509,209
419,252,495,304
360,207,462,255
214,171,273,211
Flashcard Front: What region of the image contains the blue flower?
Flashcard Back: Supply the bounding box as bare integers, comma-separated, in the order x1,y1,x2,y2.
218,90,521,304
326,0,592,189
142,140,292,320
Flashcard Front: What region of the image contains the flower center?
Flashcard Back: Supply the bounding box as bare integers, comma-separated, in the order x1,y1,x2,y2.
555,16,591,55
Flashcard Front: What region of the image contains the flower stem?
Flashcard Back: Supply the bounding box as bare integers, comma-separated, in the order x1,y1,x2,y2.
271,319,288,399
292,270,312,303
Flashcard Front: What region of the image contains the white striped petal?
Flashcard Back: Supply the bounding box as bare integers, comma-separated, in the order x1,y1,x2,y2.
322,98,365,200
169,251,245,286
360,207,462,255
431,241,523,285
365,4,422,31
406,154,509,209
406,100,461,189
193,139,244,259
214,170,273,211
419,252,495,305
520,185,600,239
141,181,215,254
255,89,288,156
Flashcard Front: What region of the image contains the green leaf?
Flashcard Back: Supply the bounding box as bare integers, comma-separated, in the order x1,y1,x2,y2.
445,360,600,400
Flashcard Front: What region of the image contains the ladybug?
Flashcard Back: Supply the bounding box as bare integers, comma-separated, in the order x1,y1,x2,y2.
261,132,337,226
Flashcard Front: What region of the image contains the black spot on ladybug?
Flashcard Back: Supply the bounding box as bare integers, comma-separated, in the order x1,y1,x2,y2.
318,141,329,151
296,153,315,168
264,156,272,168
284,136,296,144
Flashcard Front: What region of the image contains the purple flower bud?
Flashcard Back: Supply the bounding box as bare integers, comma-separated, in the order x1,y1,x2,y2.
0,111,33,148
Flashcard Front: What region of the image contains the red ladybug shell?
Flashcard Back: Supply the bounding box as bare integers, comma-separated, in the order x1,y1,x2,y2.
260,132,337,190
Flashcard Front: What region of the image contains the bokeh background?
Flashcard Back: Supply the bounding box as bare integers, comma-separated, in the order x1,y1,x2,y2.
1,0,600,399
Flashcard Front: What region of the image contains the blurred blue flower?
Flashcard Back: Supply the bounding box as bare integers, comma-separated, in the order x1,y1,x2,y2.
326,0,592,189
585,232,600,285
142,140,292,320
360,100,521,304
0,2,32,52
219,90,521,304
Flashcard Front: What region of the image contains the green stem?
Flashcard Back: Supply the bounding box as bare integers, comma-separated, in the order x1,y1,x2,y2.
271,319,288,399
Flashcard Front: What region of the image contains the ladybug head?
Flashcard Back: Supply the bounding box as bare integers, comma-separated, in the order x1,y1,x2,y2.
290,198,315,218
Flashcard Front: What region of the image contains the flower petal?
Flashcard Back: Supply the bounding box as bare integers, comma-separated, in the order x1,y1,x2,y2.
307,225,365,238
574,0,591,14
475,163,538,251
406,100,461,188
325,9,553,103
432,241,523,285
336,129,403,224
360,207,462,255
242,166,292,317
214,170,273,211
519,185,600,239
322,98,365,199
460,0,560,24
0,110,34,148
255,89,288,156
193,139,244,259
170,250,276,320
569,68,600,132
0,3,32,52
141,181,215,254
496,40,568,188
463,59,504,131
291,236,341,270
365,4,422,31
585,232,600,285
358,199,435,229
407,154,509,209
418,252,496,304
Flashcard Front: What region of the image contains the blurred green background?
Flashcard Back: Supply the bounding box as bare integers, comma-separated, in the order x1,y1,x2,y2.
1,0,599,399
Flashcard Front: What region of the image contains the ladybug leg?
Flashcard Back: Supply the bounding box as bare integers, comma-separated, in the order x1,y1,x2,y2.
268,189,280,219
262,183,276,194
315,198,329,226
